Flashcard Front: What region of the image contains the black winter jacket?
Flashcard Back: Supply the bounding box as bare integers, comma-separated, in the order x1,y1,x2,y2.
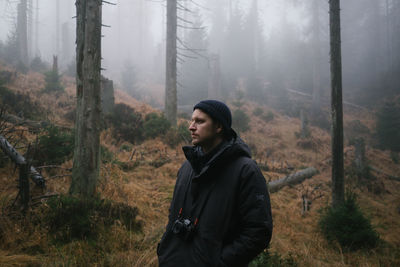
157,136,273,267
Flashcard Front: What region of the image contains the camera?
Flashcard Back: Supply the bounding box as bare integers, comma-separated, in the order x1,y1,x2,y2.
172,218,196,241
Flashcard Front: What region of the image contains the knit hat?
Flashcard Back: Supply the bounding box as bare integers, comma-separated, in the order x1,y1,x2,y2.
193,100,233,138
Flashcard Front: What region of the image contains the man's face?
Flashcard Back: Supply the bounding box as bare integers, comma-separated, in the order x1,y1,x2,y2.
189,109,222,147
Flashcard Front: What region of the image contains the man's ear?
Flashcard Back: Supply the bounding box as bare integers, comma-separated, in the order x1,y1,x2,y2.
215,122,223,134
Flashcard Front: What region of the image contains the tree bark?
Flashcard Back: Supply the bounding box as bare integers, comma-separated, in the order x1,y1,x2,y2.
165,0,177,126
329,0,345,208
0,134,45,187
268,167,318,193
70,0,102,198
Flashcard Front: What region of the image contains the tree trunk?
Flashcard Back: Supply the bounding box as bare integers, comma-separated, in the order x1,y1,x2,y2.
208,53,222,99
28,0,33,61
17,0,28,66
329,0,345,208
52,55,58,73
34,0,39,57
165,0,177,126
55,0,60,56
70,0,102,198
101,76,115,114
311,0,322,114
354,137,366,175
300,109,309,139
268,167,318,193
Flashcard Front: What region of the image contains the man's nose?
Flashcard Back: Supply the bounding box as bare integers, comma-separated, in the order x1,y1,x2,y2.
189,121,196,130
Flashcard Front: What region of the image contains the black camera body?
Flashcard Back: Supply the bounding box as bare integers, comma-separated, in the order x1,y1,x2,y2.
172,218,196,241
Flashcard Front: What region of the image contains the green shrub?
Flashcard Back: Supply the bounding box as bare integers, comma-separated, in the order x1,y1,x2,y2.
101,145,114,163
376,101,400,152
106,103,144,144
390,151,399,164
43,70,64,93
262,111,275,123
253,107,264,117
46,195,142,243
0,85,45,120
119,143,132,152
232,109,250,133
36,125,74,165
250,251,297,267
16,61,28,74
143,113,171,139
30,56,49,72
318,192,379,251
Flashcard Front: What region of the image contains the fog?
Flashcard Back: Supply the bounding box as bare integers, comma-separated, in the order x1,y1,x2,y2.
1,0,399,108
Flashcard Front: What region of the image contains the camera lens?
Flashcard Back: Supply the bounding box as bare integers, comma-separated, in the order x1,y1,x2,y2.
172,220,183,234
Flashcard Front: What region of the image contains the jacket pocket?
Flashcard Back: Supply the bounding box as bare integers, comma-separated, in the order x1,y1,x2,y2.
191,231,222,267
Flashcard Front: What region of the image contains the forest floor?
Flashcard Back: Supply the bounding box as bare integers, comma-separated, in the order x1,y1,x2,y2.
0,64,400,266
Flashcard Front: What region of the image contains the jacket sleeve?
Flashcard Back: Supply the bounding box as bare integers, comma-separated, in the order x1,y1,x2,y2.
219,162,273,267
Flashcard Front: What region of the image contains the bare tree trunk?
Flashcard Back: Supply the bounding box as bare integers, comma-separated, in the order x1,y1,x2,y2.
354,137,366,175
300,109,309,139
208,53,222,99
70,0,102,198
165,0,177,126
52,55,58,73
28,0,33,61
329,0,345,208
17,0,28,66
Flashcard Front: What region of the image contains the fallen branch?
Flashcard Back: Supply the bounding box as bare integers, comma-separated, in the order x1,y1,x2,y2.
0,134,45,187
3,113,49,129
268,167,318,193
286,89,366,110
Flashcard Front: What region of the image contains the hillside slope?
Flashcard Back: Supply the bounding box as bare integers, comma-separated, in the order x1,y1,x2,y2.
0,66,399,266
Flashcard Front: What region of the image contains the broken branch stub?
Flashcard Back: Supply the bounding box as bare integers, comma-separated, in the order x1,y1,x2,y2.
0,134,45,187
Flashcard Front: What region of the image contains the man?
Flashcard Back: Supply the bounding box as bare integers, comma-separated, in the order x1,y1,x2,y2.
157,100,273,267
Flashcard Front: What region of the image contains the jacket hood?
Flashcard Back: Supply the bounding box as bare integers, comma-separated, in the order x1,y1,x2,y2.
182,132,251,179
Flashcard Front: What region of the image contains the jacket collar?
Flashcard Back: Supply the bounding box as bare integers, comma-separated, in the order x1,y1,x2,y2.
182,132,251,180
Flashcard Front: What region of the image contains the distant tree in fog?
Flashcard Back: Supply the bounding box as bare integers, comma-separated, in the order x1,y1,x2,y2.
17,0,28,66
221,6,245,94
243,0,266,101
70,0,102,198
121,61,139,99
179,10,208,105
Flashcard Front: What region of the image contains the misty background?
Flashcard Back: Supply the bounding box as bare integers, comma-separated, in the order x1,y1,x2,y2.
0,0,399,109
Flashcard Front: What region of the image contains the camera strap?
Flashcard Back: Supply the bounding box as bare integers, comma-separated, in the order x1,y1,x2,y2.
190,181,216,227
180,178,217,228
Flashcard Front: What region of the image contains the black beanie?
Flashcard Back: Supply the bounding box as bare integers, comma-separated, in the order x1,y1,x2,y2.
193,100,233,137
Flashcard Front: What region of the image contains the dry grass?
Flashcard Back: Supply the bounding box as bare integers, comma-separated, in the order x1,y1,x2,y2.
0,69,399,266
